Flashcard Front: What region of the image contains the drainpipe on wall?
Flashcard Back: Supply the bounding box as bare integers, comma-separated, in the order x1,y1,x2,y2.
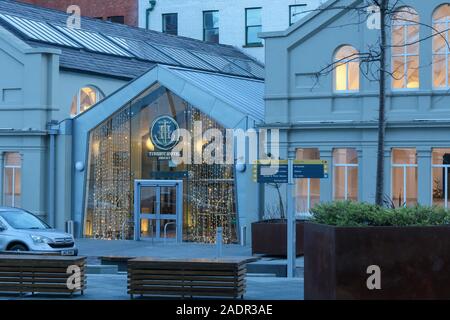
47,122,59,228
145,0,157,30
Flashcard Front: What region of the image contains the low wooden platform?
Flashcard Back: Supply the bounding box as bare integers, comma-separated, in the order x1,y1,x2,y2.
0,255,87,296
128,258,250,299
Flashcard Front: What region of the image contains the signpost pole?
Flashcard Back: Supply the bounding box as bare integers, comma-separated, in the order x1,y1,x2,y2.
287,158,296,278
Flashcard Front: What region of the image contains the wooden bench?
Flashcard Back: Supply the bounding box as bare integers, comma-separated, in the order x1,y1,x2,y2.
0,255,86,296
128,258,249,299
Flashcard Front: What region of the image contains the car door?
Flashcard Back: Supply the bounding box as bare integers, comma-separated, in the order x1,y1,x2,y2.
0,217,9,250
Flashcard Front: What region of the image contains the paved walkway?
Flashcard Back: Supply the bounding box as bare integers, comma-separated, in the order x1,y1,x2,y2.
77,239,252,259
0,275,304,300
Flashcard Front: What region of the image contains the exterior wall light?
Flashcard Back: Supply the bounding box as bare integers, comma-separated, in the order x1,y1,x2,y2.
75,161,85,172
236,163,246,173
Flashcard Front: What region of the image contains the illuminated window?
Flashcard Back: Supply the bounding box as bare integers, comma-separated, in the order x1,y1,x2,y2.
432,148,450,208
432,4,450,89
70,86,104,117
296,148,320,216
333,149,358,201
391,148,417,207
3,152,21,207
334,46,360,92
392,7,420,89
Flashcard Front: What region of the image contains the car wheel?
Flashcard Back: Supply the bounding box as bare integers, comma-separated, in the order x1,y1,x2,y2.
8,244,28,252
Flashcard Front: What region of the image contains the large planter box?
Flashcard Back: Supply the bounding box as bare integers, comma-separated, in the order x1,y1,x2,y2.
304,222,450,300
251,220,304,256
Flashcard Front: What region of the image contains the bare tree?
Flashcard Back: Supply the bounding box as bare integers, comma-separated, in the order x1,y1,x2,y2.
300,0,450,206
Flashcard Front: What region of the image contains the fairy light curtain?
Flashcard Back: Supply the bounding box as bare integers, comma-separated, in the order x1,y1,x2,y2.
83,86,237,243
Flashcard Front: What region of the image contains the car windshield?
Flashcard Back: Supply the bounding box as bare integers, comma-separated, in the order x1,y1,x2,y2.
0,210,50,230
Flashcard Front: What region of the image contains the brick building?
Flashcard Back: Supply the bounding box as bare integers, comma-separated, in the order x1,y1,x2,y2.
17,0,139,26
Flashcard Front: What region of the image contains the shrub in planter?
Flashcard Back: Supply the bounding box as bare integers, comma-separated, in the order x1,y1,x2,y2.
305,201,450,300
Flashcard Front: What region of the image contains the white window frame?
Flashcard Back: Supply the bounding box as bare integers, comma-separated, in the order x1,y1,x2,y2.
432,8,450,90
432,163,450,208
334,46,360,93
333,163,359,201
391,8,420,91
391,160,418,207
71,86,103,117
296,178,314,217
3,154,21,207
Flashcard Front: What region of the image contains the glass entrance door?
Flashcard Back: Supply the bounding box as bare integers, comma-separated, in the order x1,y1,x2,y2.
134,180,183,242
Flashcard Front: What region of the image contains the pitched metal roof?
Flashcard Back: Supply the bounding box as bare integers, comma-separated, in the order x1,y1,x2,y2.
0,0,264,80
165,66,265,122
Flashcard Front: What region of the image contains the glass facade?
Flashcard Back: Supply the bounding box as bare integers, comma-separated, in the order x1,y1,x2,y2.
83,84,237,243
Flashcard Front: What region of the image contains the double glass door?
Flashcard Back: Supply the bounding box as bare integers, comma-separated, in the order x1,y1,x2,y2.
134,180,183,242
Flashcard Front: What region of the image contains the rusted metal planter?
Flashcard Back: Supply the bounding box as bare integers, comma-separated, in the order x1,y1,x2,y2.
304,222,450,300
251,220,305,256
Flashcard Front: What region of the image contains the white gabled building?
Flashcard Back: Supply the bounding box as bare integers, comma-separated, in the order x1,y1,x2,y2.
138,0,325,62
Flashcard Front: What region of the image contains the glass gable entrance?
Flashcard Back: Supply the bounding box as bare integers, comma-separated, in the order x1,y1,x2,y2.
83,84,237,243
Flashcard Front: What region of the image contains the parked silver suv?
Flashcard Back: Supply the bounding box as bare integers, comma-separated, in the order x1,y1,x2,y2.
0,207,78,256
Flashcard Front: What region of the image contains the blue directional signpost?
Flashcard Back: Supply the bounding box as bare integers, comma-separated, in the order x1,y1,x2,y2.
253,159,329,278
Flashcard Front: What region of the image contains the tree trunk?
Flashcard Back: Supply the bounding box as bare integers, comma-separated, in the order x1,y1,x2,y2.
375,0,388,206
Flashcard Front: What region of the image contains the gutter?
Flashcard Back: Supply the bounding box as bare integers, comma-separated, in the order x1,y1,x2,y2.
145,0,157,30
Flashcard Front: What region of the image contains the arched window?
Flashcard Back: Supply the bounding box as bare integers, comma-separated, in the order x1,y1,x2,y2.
70,86,104,117
334,45,360,92
391,7,420,89
432,4,450,89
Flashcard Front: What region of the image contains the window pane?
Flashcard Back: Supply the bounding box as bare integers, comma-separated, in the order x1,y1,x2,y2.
433,23,446,53
433,4,450,22
392,25,404,55
204,11,219,29
296,148,320,213
392,56,405,89
333,148,358,164
246,8,261,26
433,148,450,165
335,46,359,91
162,14,177,35
333,149,358,201
204,28,219,43
79,87,97,113
335,63,347,91
3,168,13,207
406,25,419,54
348,61,360,91
433,55,446,88
247,26,262,44
406,167,418,206
433,167,450,208
348,166,358,201
5,153,21,166
407,55,419,88
392,167,405,207
392,148,416,164
334,166,346,200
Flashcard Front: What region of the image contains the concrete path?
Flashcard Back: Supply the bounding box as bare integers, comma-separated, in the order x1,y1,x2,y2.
76,239,252,259
0,274,304,300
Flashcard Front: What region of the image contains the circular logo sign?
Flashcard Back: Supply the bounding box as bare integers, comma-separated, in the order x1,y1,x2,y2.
150,115,180,151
